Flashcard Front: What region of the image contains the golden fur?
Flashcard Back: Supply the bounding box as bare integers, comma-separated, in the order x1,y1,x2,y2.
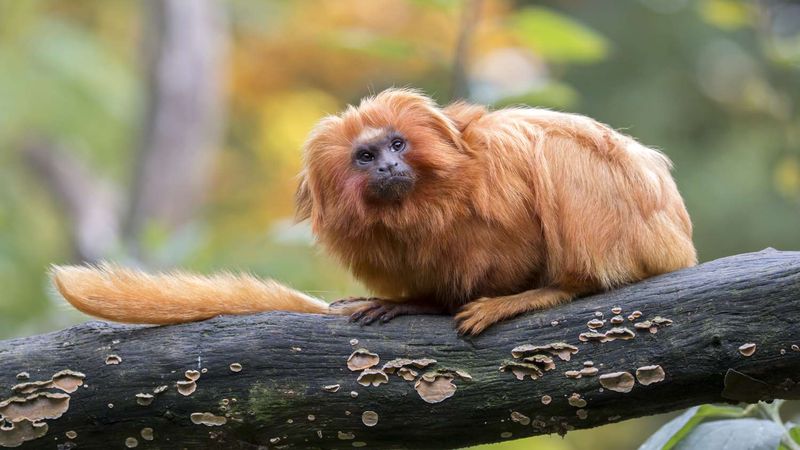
53,88,696,335
52,264,328,324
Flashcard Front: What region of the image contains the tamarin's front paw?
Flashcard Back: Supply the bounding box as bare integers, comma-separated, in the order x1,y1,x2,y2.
454,299,501,336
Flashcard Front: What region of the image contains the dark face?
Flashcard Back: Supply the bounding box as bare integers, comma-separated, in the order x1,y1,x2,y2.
352,128,416,202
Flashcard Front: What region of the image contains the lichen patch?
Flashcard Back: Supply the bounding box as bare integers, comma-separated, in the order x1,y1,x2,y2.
338,431,355,440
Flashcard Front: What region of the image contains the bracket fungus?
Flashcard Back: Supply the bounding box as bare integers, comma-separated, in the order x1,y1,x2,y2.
541,395,552,405
739,343,757,357
500,361,545,380
105,354,122,365
0,392,71,422
568,393,587,408
184,370,201,381
347,349,380,371
587,319,605,329
190,412,227,426
135,393,154,406
0,419,49,448
356,369,389,387
322,384,341,393
140,428,154,441
176,380,197,396
414,373,457,403
361,410,379,427
604,327,636,341
598,371,635,393
510,411,531,426
511,343,579,361
229,363,243,373
396,367,418,381
12,370,85,395
635,365,666,385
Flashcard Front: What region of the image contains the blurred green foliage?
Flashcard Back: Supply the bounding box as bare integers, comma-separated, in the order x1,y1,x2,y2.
0,0,798,448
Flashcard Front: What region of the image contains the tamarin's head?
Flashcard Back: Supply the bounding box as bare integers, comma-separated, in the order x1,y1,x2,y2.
296,89,478,233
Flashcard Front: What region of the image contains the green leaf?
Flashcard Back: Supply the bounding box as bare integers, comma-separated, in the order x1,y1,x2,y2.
508,7,609,64
673,418,783,450
323,30,415,59
638,405,750,450
779,424,800,449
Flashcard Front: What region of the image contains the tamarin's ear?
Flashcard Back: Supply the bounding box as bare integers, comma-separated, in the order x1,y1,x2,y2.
294,171,313,222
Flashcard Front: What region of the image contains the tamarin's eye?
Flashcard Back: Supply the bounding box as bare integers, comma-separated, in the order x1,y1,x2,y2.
357,150,375,162
390,138,405,152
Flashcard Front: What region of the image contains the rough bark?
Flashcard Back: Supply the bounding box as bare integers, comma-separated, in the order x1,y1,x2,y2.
1,249,799,449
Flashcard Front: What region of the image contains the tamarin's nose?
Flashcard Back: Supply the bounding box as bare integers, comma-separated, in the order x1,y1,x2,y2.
377,161,399,174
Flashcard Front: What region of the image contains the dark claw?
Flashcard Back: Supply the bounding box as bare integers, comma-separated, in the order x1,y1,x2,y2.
359,306,388,325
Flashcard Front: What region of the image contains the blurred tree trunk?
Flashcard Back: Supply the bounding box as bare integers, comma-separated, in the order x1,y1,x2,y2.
451,0,482,101
23,0,228,264
125,0,228,259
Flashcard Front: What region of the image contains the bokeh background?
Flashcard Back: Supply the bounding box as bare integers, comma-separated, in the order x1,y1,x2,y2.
1,0,798,448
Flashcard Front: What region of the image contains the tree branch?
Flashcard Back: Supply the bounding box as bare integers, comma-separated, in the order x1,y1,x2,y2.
1,249,799,449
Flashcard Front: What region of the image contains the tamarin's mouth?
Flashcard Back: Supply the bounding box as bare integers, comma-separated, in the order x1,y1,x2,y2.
368,175,415,202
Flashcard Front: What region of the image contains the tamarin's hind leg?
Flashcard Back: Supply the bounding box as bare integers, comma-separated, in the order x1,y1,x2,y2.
330,297,448,325
455,287,579,336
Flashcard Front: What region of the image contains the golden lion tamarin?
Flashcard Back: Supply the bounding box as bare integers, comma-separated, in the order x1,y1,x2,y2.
53,88,696,335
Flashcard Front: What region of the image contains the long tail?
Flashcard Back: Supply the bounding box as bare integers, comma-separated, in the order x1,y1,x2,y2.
51,264,330,324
